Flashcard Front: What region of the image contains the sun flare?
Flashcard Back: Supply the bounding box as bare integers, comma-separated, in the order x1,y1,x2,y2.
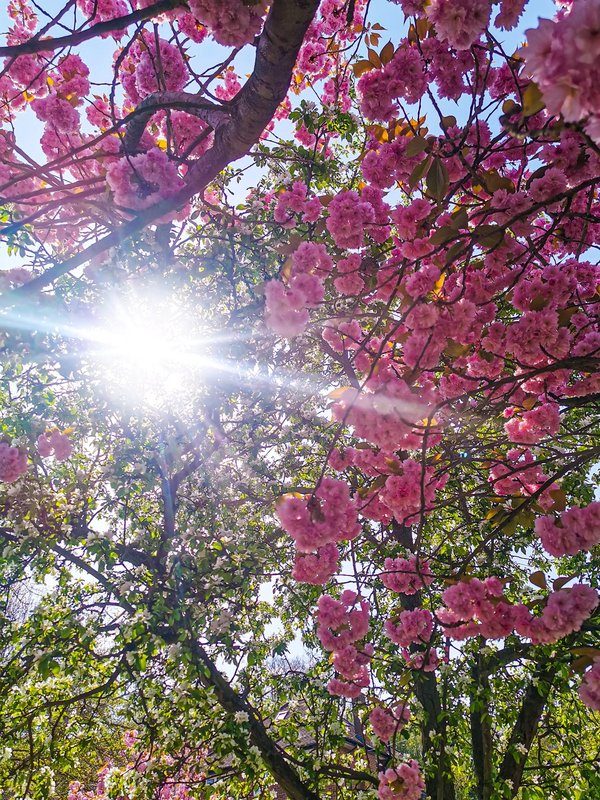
90,292,209,407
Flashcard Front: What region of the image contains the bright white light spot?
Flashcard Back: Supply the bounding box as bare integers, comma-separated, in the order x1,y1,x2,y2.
90,291,209,407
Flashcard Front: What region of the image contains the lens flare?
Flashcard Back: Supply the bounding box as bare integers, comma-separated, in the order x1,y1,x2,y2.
91,291,209,406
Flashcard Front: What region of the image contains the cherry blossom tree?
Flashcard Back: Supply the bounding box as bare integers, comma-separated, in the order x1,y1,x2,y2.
0,1,599,800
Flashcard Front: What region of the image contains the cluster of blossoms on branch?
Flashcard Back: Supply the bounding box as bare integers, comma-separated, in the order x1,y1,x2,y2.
535,501,600,557
378,761,426,800
439,578,599,644
267,0,600,740
316,591,372,698
0,431,71,483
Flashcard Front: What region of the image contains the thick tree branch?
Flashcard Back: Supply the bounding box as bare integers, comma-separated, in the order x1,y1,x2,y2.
184,634,321,800
498,667,554,797
0,0,321,310
121,91,228,154
470,657,493,800
0,0,184,57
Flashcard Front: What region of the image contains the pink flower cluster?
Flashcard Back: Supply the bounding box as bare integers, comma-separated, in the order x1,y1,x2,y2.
0,442,28,482
264,242,332,337
215,67,241,101
106,148,185,212
316,591,372,698
135,37,188,97
292,541,339,585
378,459,440,525
264,278,320,338
326,190,375,249
274,181,321,227
579,661,600,712
330,374,439,453
276,477,360,551
37,430,72,461
521,0,600,142
504,402,561,445
384,607,433,647
277,477,360,585
369,703,411,742
438,577,517,640
31,95,81,134
378,762,426,800
518,584,599,645
426,0,491,50
381,555,433,595
358,46,426,121
188,0,267,47
535,502,600,557
438,578,599,643
489,448,558,511
77,0,129,25
31,54,90,134
119,36,187,103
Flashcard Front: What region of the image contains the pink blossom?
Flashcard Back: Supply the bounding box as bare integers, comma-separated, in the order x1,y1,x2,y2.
316,590,372,697
384,608,434,647
292,542,339,585
215,67,241,102
264,270,324,338
276,477,361,552
31,96,81,133
535,502,600,557
427,0,491,50
176,11,208,43
369,703,411,742
274,181,321,226
504,402,561,444
358,46,426,121
439,577,518,640
521,2,600,140
0,442,28,482
106,148,185,212
37,430,72,461
378,762,426,800
326,190,375,249
379,459,440,525
381,555,433,595
134,37,187,97
77,0,129,24
579,661,600,711
494,0,527,29
515,584,598,645
188,0,267,47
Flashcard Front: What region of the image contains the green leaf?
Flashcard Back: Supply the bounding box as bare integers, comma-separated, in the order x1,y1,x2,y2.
426,157,449,202
408,155,432,189
405,135,430,158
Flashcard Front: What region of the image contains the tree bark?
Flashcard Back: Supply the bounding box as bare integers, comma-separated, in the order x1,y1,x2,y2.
498,667,554,797
470,656,493,800
0,0,184,57
0,0,321,307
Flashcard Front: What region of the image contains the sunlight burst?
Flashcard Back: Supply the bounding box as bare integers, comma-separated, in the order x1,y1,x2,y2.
92,292,209,406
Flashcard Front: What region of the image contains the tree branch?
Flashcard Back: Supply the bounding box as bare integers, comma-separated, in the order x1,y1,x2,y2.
470,656,493,800
121,91,229,154
498,667,554,797
0,0,321,309
185,635,321,800
0,0,184,57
